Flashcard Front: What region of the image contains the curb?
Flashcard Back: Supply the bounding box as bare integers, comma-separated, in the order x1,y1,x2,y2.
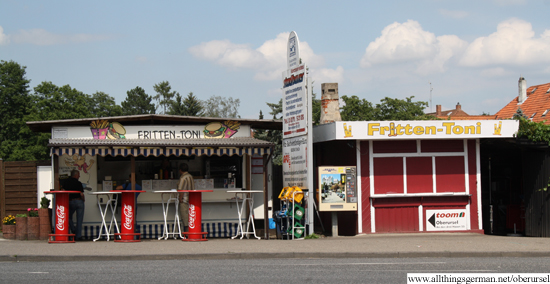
3,251,550,262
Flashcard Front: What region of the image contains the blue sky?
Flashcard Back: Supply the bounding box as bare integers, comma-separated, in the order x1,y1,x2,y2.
2,0,550,119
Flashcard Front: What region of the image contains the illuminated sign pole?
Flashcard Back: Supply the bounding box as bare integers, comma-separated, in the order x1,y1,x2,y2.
282,31,314,235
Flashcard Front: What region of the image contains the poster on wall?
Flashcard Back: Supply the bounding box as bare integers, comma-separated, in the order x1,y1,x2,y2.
317,166,357,212
58,154,97,191
282,136,308,187
426,209,469,231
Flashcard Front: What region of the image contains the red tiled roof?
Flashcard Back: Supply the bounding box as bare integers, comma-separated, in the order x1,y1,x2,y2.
427,103,495,120
434,115,496,120
495,82,550,124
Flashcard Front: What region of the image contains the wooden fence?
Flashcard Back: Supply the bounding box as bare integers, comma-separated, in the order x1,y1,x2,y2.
0,160,49,221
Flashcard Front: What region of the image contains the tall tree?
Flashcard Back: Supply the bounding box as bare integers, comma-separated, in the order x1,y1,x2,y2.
121,86,156,115
153,81,178,114
340,95,375,121
0,60,32,160
30,82,93,120
201,95,240,118
90,91,123,117
375,96,430,120
6,81,94,161
168,92,203,116
255,99,283,165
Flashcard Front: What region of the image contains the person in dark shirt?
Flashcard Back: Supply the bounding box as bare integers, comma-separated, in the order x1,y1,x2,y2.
62,169,85,241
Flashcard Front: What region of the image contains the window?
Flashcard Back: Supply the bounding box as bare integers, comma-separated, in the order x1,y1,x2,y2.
531,112,537,118
543,109,550,117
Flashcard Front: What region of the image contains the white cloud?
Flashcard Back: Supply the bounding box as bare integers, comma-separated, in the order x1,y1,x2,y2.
311,66,345,85
439,9,468,19
360,20,467,74
492,0,526,6
0,26,9,45
189,32,324,81
135,56,148,63
479,67,511,77
3,28,112,45
459,18,550,66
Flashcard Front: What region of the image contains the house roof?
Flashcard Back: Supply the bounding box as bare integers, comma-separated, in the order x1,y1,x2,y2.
495,82,550,124
426,103,496,120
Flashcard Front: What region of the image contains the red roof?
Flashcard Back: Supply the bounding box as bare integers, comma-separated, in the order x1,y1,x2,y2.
495,82,550,124
426,103,496,120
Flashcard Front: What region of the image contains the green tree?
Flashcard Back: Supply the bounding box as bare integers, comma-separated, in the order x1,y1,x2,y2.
169,92,203,116
90,91,123,117
374,96,430,120
0,60,32,160
201,95,240,118
340,95,375,121
7,81,94,161
30,82,93,120
153,81,178,114
255,99,283,165
121,86,156,115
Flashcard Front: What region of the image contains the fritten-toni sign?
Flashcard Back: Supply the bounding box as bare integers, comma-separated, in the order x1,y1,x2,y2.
335,120,519,140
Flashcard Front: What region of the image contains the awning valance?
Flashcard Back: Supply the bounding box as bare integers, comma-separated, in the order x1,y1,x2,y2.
51,147,270,157
49,138,273,157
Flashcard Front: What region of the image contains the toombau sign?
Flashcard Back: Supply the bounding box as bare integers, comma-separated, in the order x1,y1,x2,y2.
426,209,469,231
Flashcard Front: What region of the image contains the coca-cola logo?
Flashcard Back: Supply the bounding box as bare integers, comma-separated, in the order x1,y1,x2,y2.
189,204,196,229
123,204,133,230
56,205,65,231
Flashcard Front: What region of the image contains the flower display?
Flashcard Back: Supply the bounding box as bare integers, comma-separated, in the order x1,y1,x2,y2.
3,215,16,225
27,208,39,217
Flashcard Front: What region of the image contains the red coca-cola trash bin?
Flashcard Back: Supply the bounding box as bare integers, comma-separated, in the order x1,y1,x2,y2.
179,190,213,241
45,191,81,243
111,190,144,242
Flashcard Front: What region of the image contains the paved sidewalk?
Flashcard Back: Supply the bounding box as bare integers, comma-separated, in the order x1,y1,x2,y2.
1,233,550,262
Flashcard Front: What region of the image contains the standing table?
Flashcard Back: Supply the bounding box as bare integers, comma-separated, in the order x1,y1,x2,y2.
111,189,144,242
88,191,120,241
44,190,82,243
153,190,183,240
179,189,213,241
228,190,263,240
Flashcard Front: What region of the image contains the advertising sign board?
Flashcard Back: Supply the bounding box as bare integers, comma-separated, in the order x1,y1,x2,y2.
426,209,469,231
318,166,357,211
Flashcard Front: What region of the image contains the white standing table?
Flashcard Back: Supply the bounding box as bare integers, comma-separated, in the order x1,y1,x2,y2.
153,190,184,240
89,191,121,241
228,190,263,240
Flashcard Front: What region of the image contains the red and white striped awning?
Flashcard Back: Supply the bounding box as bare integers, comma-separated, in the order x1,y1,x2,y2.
49,138,272,157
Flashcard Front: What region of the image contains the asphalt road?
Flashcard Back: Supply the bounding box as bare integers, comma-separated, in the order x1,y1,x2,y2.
2,257,549,284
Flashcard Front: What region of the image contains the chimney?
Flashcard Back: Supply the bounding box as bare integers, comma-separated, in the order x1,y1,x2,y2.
320,83,342,124
456,102,461,110
436,105,442,116
518,77,527,104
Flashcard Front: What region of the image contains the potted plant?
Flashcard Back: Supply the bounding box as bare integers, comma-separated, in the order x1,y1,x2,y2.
2,215,16,239
39,196,52,240
15,213,28,240
27,208,40,240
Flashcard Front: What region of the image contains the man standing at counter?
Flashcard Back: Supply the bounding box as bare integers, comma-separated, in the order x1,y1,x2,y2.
178,163,194,232
63,169,85,241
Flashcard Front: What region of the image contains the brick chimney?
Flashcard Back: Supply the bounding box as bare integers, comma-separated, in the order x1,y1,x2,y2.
518,77,527,104
436,105,442,116
456,102,461,110
320,83,342,124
